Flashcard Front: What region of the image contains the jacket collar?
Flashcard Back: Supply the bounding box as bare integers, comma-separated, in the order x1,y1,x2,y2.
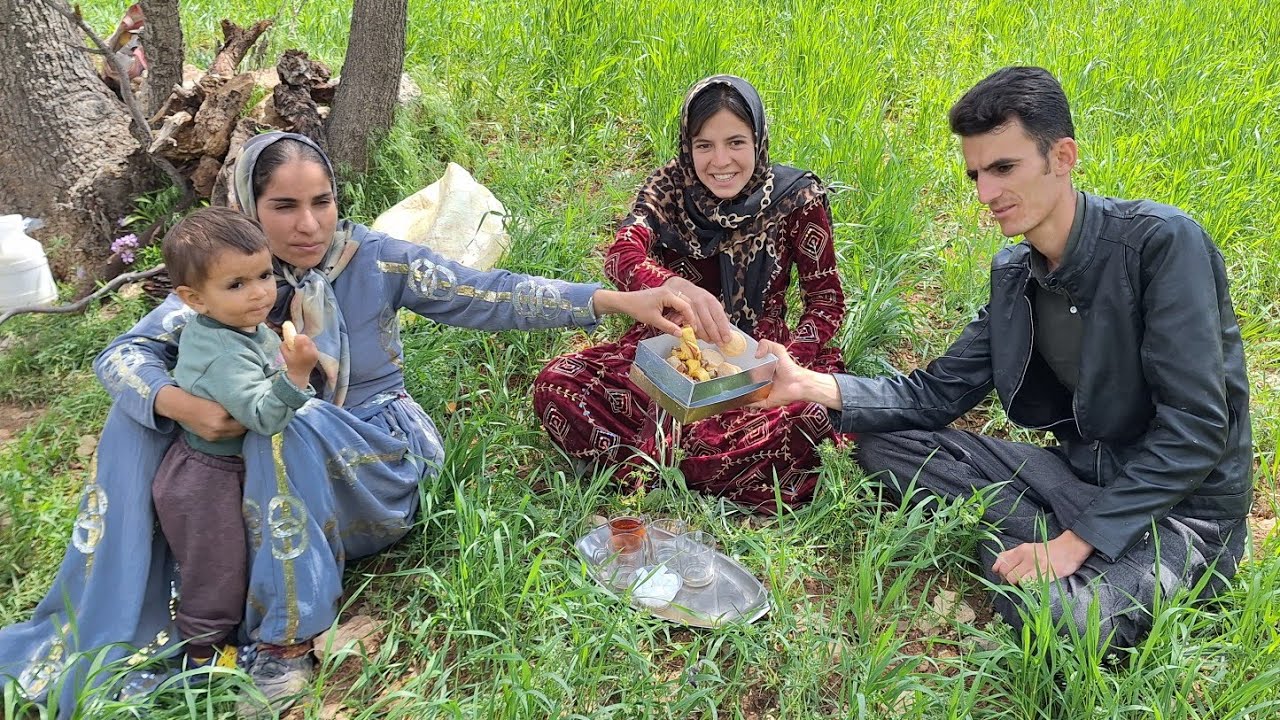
1022,191,1107,301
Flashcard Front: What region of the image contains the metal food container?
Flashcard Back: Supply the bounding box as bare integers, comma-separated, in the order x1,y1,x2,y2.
629,330,777,424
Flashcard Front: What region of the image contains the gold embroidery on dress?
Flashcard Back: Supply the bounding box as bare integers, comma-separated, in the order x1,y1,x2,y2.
270,434,302,642
326,449,406,486
121,582,181,667
72,457,106,578
18,629,67,700
124,628,172,667
378,306,402,369
243,497,264,552
378,260,586,316
102,346,152,399
340,517,411,543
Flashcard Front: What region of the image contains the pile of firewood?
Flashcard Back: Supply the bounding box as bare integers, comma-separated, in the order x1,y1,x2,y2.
145,20,335,205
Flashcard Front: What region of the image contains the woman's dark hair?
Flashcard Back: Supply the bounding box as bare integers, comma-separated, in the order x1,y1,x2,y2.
162,206,267,288
250,138,332,200
686,83,755,139
949,66,1075,157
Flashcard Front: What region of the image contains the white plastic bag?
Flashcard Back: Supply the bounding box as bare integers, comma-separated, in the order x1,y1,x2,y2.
372,163,510,271
0,215,57,311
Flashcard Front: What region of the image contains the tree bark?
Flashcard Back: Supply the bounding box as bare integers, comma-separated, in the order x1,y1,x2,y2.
0,0,156,280
325,0,406,179
138,0,184,116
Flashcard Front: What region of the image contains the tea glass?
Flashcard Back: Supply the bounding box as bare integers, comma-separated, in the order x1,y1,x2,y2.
676,530,717,588
593,529,648,590
649,518,688,566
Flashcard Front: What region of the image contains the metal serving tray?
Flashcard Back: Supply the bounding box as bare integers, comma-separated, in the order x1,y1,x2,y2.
630,330,777,424
576,523,771,628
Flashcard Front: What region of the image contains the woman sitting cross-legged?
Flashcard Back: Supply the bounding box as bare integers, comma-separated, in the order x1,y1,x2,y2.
533,75,852,510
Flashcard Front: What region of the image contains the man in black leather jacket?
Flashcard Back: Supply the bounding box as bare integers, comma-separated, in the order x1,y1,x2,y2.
758,66,1252,648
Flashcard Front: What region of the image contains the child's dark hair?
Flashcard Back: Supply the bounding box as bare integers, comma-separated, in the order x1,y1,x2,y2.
162,206,268,288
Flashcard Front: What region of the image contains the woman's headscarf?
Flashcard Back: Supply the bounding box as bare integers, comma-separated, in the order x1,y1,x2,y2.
231,131,359,405
620,75,827,330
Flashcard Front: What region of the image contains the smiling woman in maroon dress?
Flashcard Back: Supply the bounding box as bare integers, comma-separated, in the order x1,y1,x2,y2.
533,74,851,510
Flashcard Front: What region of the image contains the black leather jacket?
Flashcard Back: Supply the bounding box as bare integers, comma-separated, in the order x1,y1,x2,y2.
832,192,1252,561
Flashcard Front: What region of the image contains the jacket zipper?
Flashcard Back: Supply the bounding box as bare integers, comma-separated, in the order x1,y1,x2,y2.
1007,294,1067,431
1006,294,1035,415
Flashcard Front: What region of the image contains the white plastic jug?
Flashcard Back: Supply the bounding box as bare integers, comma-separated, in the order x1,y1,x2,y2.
0,215,58,311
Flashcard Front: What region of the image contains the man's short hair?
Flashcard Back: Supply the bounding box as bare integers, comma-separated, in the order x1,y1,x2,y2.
949,66,1075,157
161,206,268,288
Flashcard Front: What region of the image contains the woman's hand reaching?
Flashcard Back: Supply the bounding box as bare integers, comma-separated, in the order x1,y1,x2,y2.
660,277,734,346
592,287,698,338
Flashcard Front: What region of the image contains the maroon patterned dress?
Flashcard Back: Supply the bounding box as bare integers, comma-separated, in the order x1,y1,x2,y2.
533,198,850,510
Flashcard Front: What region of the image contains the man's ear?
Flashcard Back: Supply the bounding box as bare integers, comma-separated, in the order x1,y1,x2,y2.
175,285,205,315
1051,137,1079,176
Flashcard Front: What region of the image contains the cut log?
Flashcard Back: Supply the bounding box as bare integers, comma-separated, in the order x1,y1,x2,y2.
148,80,203,127
277,49,332,88
273,50,329,146
208,19,273,77
211,117,269,208
248,91,284,127
189,154,224,197
194,72,255,157
148,110,191,153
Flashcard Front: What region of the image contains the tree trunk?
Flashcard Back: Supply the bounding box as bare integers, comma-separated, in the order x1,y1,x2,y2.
0,0,156,281
138,0,184,117
325,0,406,180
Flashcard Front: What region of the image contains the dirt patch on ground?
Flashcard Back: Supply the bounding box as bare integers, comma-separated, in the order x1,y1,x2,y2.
0,402,45,449
1251,516,1276,556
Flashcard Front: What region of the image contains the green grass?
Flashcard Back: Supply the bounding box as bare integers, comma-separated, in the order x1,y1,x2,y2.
3,0,1279,717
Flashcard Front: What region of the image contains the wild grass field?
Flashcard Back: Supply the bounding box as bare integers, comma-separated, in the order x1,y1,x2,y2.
2,0,1278,717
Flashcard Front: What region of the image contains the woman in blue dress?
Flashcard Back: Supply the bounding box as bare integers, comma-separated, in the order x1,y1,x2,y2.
0,132,698,716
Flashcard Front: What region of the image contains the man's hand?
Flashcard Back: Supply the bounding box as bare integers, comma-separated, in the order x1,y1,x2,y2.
992,530,1095,584
154,385,246,442
592,287,695,338
751,340,843,410
660,277,734,346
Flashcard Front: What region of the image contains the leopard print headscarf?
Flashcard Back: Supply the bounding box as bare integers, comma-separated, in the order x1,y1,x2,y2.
620,75,826,331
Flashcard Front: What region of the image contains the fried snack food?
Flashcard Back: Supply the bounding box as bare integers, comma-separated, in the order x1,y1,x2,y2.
282,320,298,350
719,332,746,357
667,326,742,381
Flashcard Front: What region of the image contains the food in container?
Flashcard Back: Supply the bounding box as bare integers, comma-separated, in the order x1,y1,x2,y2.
629,328,776,423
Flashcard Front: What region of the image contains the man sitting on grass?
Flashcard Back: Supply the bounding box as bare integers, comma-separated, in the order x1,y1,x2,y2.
756,65,1252,649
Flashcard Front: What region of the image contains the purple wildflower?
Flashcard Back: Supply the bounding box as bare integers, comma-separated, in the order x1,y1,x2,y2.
111,233,139,264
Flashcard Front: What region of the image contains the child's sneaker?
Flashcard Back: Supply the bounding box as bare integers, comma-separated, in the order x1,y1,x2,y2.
236,643,314,718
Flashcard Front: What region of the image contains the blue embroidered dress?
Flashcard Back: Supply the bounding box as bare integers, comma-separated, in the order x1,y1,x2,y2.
0,222,599,713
